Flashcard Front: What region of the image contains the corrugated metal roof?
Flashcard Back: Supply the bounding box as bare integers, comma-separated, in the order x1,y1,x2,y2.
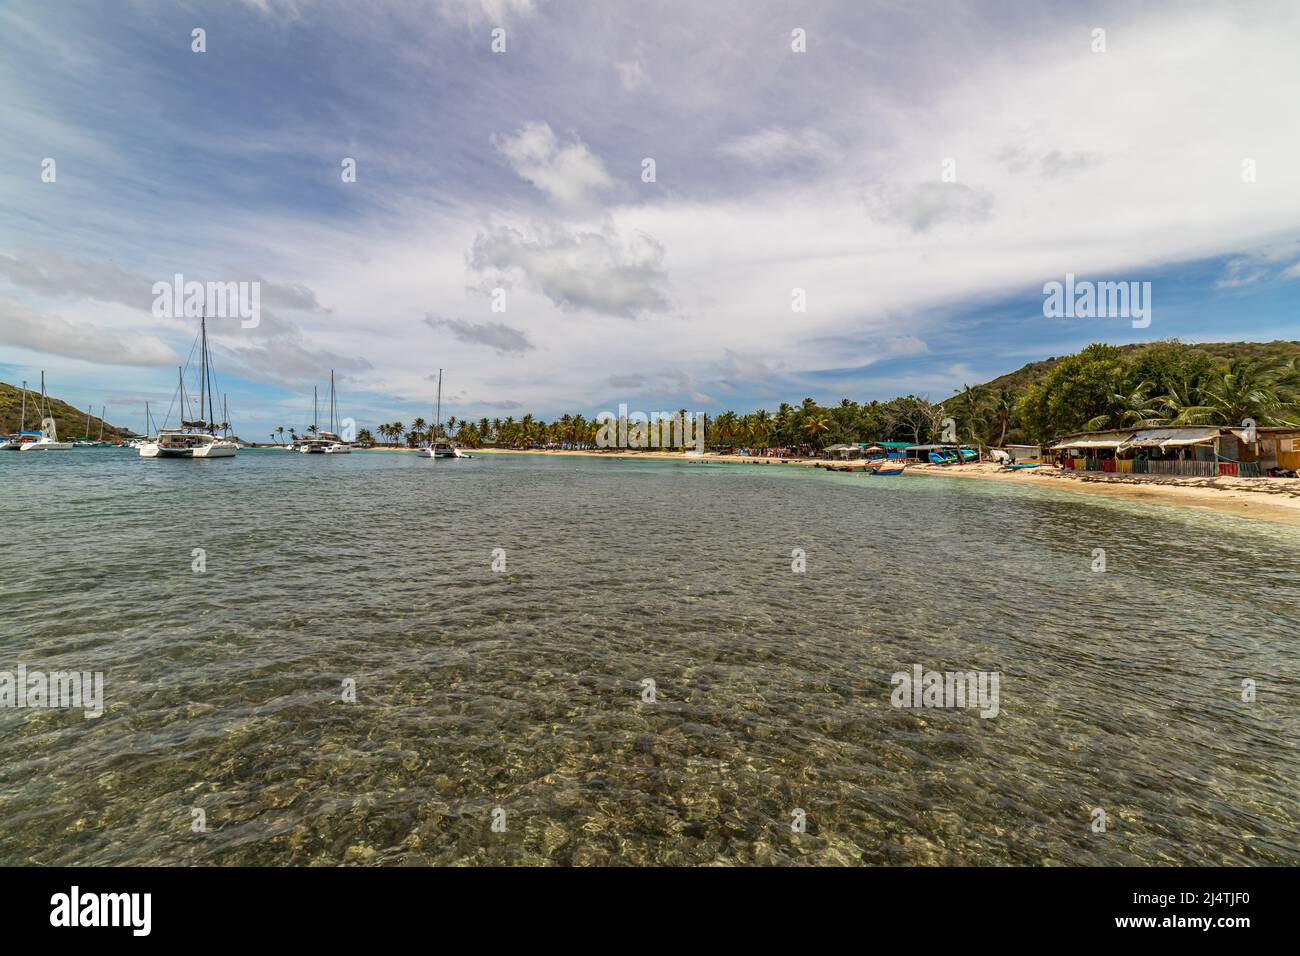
1120,427,1220,448
1049,431,1130,450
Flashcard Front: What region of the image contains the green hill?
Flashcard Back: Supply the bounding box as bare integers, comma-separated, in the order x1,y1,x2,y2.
955,339,1300,443
973,340,1300,394
0,380,131,440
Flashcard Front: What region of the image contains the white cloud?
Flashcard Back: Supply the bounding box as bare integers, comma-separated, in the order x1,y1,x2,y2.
615,57,649,92
0,299,178,366
491,121,616,209
467,222,671,319
424,313,534,353
717,127,838,169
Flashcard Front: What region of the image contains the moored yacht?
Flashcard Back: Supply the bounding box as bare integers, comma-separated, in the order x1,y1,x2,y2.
418,369,470,459
298,372,352,454
141,429,238,458
0,431,41,450
19,374,74,450
138,316,238,460
297,430,346,453
420,441,468,459
0,380,32,449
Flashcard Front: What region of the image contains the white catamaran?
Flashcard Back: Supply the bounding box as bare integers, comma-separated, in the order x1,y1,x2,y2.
297,371,351,454
19,373,74,451
0,379,41,450
419,369,468,459
139,316,238,459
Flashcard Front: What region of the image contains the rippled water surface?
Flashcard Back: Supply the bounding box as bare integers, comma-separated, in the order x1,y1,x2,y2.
1,449,1297,865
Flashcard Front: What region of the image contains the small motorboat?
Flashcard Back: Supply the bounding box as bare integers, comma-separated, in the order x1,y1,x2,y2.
866,459,906,476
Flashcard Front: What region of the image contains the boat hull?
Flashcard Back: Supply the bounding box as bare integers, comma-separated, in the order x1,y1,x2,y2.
20,440,74,451
139,441,237,459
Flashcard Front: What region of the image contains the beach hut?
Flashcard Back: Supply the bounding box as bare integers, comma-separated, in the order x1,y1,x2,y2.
823,443,864,461
1049,426,1272,477
1254,427,1300,475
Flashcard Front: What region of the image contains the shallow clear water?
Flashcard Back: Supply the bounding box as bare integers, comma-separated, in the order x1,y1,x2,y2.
0,448,1296,865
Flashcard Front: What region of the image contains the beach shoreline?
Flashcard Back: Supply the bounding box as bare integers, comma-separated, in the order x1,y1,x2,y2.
459,447,1300,525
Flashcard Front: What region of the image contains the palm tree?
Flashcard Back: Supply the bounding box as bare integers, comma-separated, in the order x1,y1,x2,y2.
991,388,1015,446
1164,359,1299,427
411,417,427,445
276,426,285,443
803,414,831,449
1084,381,1168,431
953,384,986,445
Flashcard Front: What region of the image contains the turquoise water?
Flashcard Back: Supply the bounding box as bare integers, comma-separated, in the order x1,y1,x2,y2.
0,448,1296,865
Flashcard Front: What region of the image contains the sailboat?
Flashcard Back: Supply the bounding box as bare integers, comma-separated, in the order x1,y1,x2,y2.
0,379,41,450
138,316,238,459
75,406,96,446
298,371,351,453
19,373,74,451
125,402,155,450
418,369,468,458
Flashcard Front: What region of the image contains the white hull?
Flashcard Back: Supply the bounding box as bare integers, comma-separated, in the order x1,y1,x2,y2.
20,439,74,451
139,438,238,458
323,443,351,454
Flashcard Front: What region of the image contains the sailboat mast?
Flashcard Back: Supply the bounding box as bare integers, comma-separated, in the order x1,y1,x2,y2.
223,395,229,438
313,386,318,433
200,315,217,433
98,407,105,441
145,400,152,437
330,370,337,435
435,368,442,443
19,380,27,431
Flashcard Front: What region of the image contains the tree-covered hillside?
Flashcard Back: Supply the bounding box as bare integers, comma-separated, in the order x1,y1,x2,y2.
0,381,131,440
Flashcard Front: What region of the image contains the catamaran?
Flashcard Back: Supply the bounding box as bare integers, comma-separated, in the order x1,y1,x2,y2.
19,373,74,451
138,316,238,459
0,379,41,450
298,372,351,453
124,402,155,450
418,369,468,458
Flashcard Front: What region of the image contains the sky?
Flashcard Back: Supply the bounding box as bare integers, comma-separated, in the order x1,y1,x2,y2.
0,0,1298,438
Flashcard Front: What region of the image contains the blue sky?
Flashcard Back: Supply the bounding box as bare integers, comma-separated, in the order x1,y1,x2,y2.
1,0,1297,438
